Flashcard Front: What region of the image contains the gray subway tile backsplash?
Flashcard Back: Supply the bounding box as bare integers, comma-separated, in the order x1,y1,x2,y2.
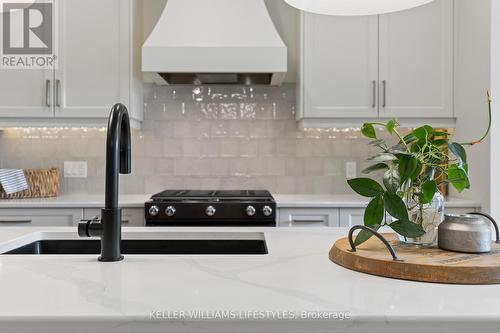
0,83,370,195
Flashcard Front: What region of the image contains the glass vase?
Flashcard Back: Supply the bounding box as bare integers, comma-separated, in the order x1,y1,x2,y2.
398,192,445,246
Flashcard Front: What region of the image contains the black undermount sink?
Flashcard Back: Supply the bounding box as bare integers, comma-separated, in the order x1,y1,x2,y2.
3,239,268,255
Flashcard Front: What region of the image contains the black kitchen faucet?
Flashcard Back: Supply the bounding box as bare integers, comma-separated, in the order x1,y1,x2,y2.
78,103,131,262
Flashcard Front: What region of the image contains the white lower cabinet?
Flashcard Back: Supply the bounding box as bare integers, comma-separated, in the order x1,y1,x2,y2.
338,207,480,228
0,209,82,226
83,208,144,227
278,206,480,228
278,208,339,227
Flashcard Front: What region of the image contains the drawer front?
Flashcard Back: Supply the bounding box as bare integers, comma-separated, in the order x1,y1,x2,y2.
0,209,82,226
83,208,144,226
339,208,365,228
278,208,339,227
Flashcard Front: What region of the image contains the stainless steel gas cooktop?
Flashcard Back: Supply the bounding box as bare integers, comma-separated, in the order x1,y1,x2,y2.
145,190,276,227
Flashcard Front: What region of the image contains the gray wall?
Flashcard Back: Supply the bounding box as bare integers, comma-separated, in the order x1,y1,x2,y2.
453,0,491,213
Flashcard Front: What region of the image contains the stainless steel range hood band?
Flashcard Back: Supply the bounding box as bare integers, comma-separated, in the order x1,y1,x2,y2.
158,73,276,85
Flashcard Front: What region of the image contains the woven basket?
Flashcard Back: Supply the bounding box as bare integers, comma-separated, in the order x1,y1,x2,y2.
0,168,60,199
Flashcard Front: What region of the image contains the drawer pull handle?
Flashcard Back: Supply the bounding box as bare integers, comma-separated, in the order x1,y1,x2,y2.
45,79,51,107
291,219,325,223
0,220,32,224
382,80,387,108
55,79,61,107
372,80,376,108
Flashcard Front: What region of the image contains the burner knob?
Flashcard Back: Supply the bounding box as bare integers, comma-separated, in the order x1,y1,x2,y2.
148,205,160,216
165,206,176,217
206,206,216,217
262,206,273,217
246,205,256,216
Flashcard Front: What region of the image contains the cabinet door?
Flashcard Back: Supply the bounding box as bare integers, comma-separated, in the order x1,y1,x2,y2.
0,209,82,226
301,13,379,118
0,7,53,118
379,0,453,118
278,208,339,227
54,0,128,118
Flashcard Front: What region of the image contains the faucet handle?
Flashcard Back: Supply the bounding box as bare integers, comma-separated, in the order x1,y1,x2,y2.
78,216,103,238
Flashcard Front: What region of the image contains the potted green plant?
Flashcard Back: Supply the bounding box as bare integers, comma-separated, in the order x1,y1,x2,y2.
347,92,492,246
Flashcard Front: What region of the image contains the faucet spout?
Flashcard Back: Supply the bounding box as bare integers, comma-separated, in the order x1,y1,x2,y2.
78,103,131,262
105,103,131,210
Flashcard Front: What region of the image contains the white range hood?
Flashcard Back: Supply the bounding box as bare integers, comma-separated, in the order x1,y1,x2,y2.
142,0,288,86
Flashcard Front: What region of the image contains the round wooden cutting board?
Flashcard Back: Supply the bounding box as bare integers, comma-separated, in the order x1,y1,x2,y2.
329,234,500,284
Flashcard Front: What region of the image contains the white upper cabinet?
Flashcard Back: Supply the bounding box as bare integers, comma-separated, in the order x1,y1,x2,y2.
55,0,123,119
0,70,53,119
299,14,379,119
0,0,142,128
379,0,453,119
298,0,454,128
0,7,53,119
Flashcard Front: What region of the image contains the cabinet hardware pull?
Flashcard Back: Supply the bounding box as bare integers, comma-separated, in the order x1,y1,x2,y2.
55,79,61,107
372,80,376,108
45,79,51,107
382,80,387,108
0,220,32,224
290,216,326,223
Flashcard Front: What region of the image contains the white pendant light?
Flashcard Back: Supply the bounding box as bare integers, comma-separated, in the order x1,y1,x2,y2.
283,0,435,16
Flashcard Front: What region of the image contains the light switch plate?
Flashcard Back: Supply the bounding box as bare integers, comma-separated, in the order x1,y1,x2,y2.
346,161,357,179
64,161,87,178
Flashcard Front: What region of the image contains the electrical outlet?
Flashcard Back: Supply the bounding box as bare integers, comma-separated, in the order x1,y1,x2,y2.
64,161,87,178
346,161,357,179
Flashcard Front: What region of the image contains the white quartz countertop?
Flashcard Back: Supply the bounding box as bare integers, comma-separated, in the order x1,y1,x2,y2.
0,226,497,333
0,193,481,209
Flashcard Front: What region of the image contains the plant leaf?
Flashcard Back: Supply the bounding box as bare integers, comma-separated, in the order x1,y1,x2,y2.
389,220,426,238
383,192,408,220
448,142,467,165
420,179,437,204
354,225,381,246
362,163,389,174
448,164,470,192
383,169,400,193
397,154,418,184
385,119,398,134
368,153,397,162
364,196,384,226
402,133,418,145
410,160,422,180
413,125,434,141
347,178,385,197
361,123,377,139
